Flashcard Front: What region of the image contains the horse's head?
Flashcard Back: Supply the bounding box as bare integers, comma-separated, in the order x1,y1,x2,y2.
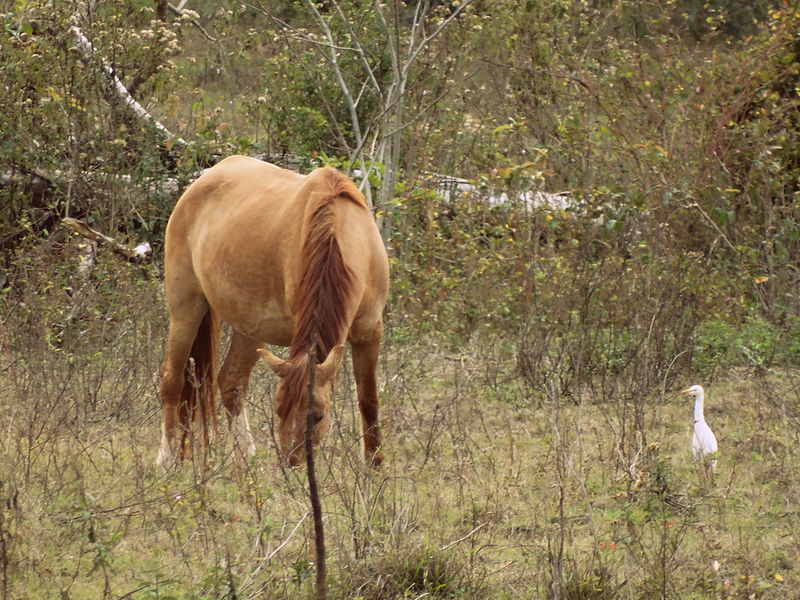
257,345,344,466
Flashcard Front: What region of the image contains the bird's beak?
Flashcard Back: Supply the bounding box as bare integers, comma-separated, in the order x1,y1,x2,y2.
680,388,692,393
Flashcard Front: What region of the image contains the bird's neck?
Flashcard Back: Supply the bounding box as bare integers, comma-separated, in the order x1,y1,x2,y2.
693,393,705,423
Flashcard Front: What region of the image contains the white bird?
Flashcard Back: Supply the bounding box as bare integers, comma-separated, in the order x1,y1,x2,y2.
681,385,718,472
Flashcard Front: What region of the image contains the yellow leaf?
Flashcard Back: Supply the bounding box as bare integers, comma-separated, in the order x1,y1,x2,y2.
753,275,769,284
775,573,784,582
45,86,62,101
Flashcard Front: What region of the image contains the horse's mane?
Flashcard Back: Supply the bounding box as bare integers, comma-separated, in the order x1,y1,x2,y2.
276,167,367,420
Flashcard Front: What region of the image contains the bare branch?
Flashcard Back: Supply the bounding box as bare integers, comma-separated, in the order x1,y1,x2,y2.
244,2,357,51
439,523,486,552
402,0,473,80
305,333,327,599
168,2,217,42
69,23,185,145
331,2,384,99
302,0,364,149
265,513,309,562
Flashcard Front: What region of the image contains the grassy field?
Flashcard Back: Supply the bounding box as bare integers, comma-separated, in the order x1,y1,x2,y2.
3,3,800,598
1,264,799,600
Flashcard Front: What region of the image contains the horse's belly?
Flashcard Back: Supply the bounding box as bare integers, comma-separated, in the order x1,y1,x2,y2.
205,286,294,346
245,314,294,346
237,319,294,346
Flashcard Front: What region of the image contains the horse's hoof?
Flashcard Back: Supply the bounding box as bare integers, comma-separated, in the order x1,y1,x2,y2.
368,450,385,468
156,446,177,470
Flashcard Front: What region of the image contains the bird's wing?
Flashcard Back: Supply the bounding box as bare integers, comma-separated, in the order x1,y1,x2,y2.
693,421,718,455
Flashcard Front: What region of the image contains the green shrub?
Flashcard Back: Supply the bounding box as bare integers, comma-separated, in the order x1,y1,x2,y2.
338,545,486,600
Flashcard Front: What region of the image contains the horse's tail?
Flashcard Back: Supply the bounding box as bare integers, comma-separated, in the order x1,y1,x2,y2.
291,167,365,361
179,308,219,459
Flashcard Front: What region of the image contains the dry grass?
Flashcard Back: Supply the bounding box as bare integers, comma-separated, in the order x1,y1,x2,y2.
1,255,799,599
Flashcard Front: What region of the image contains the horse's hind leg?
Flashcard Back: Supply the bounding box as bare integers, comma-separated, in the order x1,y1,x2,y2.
157,299,209,468
350,332,384,467
218,332,259,459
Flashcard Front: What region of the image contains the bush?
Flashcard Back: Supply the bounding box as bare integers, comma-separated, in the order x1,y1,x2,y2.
338,545,486,600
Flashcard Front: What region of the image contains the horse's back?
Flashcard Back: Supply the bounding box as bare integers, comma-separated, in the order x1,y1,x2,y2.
170,156,303,222
166,155,309,265
164,156,387,344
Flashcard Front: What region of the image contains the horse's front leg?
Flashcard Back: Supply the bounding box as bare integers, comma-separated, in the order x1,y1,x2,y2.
350,334,384,467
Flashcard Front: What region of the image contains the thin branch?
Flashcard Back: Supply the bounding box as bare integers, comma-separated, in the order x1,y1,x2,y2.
268,21,354,154
380,67,481,139
439,523,486,551
402,0,473,80
244,2,357,51
118,580,175,599
265,513,309,562
331,1,384,99
305,333,327,600
302,0,364,149
168,2,217,42
681,200,739,256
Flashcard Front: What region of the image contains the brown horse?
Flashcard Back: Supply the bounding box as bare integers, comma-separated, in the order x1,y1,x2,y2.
156,155,389,467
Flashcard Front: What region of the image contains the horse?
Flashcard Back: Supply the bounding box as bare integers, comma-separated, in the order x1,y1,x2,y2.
156,155,389,467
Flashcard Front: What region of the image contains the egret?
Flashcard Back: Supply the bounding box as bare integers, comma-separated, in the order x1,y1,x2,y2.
681,385,718,472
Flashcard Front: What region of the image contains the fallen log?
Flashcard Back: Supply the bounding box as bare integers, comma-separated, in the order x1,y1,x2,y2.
61,217,151,262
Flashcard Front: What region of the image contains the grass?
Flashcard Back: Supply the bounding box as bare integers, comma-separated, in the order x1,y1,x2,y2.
1,260,799,599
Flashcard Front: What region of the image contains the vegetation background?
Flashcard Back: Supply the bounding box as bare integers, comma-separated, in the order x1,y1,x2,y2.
1,0,799,598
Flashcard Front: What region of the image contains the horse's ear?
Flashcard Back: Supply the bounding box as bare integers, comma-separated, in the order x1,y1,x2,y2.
257,348,290,377
316,345,345,383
